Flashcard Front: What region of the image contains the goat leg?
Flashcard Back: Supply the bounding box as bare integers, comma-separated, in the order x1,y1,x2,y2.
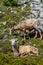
37,29,42,39
12,46,19,56
34,31,38,39
34,27,42,39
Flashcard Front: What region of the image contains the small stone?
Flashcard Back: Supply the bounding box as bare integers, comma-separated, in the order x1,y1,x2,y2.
31,10,39,18
18,0,30,5
30,3,33,7
32,2,40,5
3,22,6,25
32,6,41,11
4,35,8,39
40,12,43,18
40,8,43,12
37,18,43,25
33,0,41,2
28,14,35,18
40,3,43,8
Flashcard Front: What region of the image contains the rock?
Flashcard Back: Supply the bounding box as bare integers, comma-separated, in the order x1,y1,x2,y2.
32,2,40,5
30,10,39,18
40,8,43,18
32,6,41,11
2,22,6,25
33,0,41,2
7,7,12,11
0,11,5,14
18,0,30,5
11,10,17,14
28,14,35,18
37,18,43,24
40,12,43,18
40,3,43,8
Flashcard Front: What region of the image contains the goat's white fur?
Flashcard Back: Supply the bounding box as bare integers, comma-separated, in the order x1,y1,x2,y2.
10,38,17,46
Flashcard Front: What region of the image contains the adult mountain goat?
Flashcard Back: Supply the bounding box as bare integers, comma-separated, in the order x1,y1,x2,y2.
11,19,42,39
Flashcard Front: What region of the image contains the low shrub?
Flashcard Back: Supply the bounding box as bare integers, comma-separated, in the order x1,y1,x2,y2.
3,0,18,6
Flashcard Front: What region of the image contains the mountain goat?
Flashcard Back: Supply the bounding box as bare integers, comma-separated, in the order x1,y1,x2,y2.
19,45,38,56
10,39,38,56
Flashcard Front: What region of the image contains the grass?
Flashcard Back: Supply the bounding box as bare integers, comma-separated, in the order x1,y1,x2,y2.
0,0,43,65
0,39,43,65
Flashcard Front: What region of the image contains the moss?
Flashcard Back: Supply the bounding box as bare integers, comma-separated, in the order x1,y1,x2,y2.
0,52,43,65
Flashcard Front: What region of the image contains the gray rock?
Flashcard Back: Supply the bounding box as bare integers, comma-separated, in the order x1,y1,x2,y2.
30,10,39,18
11,10,17,14
37,18,43,24
18,0,30,5
40,3,43,8
4,35,8,39
40,8,43,18
32,6,41,11
30,3,34,7
28,14,35,18
2,22,6,25
33,0,41,2
32,2,40,5
40,12,43,18
40,8,43,12
29,0,43,31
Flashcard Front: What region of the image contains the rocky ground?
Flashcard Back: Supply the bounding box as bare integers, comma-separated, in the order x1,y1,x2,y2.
29,0,43,30
0,0,43,65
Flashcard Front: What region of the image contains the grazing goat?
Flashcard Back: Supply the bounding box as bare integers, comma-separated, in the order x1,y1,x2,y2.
12,19,42,39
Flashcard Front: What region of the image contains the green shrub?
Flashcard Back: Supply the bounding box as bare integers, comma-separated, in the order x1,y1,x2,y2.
3,0,11,6
3,0,18,6
41,0,43,2
11,0,18,6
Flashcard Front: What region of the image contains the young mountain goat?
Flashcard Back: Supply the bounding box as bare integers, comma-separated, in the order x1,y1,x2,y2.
10,39,38,57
